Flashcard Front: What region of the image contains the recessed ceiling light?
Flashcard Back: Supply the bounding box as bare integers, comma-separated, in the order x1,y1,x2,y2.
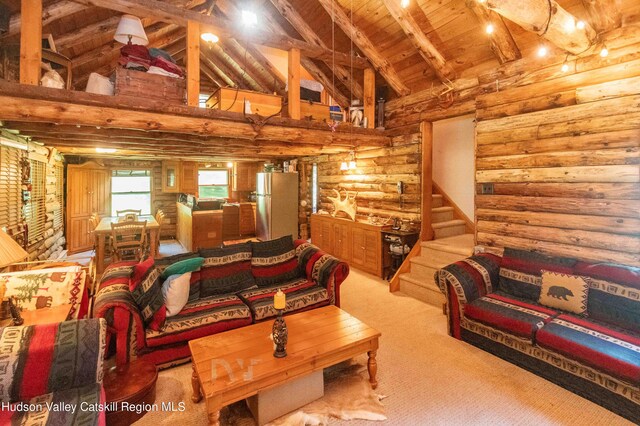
485,24,495,34
226,162,233,168
400,0,410,8
537,45,548,57
576,20,585,30
201,32,219,43
95,148,116,153
242,10,258,27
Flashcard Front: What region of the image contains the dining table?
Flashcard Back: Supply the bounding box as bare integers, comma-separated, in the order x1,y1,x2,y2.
94,215,160,275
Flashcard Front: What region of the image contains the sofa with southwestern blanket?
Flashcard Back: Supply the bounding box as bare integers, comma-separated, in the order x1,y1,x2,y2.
0,318,107,426
93,237,349,368
435,248,640,423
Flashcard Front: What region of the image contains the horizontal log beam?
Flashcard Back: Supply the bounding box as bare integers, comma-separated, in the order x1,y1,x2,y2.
74,0,370,68
0,81,389,149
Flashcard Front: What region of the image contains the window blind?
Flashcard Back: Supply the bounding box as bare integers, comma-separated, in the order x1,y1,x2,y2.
0,146,24,231
54,163,64,230
24,160,45,244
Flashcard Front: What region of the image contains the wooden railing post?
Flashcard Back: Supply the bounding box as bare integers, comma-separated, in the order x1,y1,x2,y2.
186,20,200,107
20,0,42,85
287,48,301,119
363,68,375,128
420,121,434,241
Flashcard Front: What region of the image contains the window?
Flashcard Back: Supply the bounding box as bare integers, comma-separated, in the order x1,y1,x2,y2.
111,170,151,216
0,145,24,231
198,93,209,108
24,160,45,244
198,169,229,199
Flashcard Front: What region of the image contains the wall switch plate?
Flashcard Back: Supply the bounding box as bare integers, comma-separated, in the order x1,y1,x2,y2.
480,183,494,194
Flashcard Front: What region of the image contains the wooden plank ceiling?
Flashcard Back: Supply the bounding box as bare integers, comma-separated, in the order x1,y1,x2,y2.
1,0,638,160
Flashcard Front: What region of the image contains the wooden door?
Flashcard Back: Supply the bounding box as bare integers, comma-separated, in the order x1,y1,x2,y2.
181,162,198,195
66,163,110,254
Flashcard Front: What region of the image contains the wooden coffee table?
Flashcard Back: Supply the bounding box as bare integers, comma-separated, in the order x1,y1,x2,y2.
189,305,381,425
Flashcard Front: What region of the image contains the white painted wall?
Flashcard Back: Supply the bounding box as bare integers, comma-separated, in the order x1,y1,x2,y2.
432,115,475,220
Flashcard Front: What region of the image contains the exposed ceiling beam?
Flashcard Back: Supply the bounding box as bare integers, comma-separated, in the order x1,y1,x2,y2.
466,0,521,64
204,41,265,92
199,60,222,87
214,1,287,96
73,0,370,68
54,15,121,53
316,0,410,96
483,0,597,54
199,52,237,87
258,3,351,107
581,0,622,33
201,45,253,90
268,0,364,100
2,0,86,39
217,38,278,94
0,81,389,147
381,0,456,82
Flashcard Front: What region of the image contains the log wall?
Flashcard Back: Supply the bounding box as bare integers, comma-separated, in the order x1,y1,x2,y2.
296,132,422,239
475,43,640,266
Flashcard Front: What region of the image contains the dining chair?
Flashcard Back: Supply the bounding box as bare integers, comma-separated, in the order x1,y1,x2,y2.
88,213,101,254
115,209,142,221
110,220,147,263
154,209,165,253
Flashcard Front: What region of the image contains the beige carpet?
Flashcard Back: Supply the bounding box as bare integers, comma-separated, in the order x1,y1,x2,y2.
135,268,633,426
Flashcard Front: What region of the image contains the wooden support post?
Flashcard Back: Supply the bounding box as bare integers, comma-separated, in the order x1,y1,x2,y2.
364,68,375,129
420,121,434,241
288,47,301,120
20,0,42,85
186,20,200,107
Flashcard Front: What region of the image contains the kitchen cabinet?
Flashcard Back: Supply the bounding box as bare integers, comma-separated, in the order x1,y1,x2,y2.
162,161,180,193
239,203,256,236
180,161,198,196
222,204,240,240
66,162,110,253
233,162,259,192
310,214,388,277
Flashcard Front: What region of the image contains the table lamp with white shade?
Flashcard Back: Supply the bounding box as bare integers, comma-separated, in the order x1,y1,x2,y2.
0,229,28,271
114,15,149,45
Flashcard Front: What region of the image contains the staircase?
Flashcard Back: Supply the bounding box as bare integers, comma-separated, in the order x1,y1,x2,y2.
399,194,474,307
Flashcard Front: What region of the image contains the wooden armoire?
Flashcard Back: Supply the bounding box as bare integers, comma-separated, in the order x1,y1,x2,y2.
66,161,110,253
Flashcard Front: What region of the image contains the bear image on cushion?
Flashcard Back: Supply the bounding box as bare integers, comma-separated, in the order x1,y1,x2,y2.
546,285,574,301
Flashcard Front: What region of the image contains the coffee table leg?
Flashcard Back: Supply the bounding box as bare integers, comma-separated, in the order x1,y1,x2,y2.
208,411,220,426
191,364,202,403
367,350,378,389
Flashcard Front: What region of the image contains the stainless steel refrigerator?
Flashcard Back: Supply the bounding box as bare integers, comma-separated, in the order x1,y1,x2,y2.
255,172,299,241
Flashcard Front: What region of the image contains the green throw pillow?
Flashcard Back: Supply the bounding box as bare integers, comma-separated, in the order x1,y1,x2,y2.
161,257,205,279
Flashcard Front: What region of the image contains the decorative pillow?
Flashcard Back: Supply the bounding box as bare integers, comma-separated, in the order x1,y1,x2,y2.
574,261,640,330
154,252,200,271
199,243,256,297
161,257,204,279
251,235,300,288
129,258,166,331
162,272,191,317
498,248,577,301
538,271,589,315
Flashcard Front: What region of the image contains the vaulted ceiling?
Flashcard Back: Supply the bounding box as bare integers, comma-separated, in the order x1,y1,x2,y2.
2,0,637,104
0,0,638,160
